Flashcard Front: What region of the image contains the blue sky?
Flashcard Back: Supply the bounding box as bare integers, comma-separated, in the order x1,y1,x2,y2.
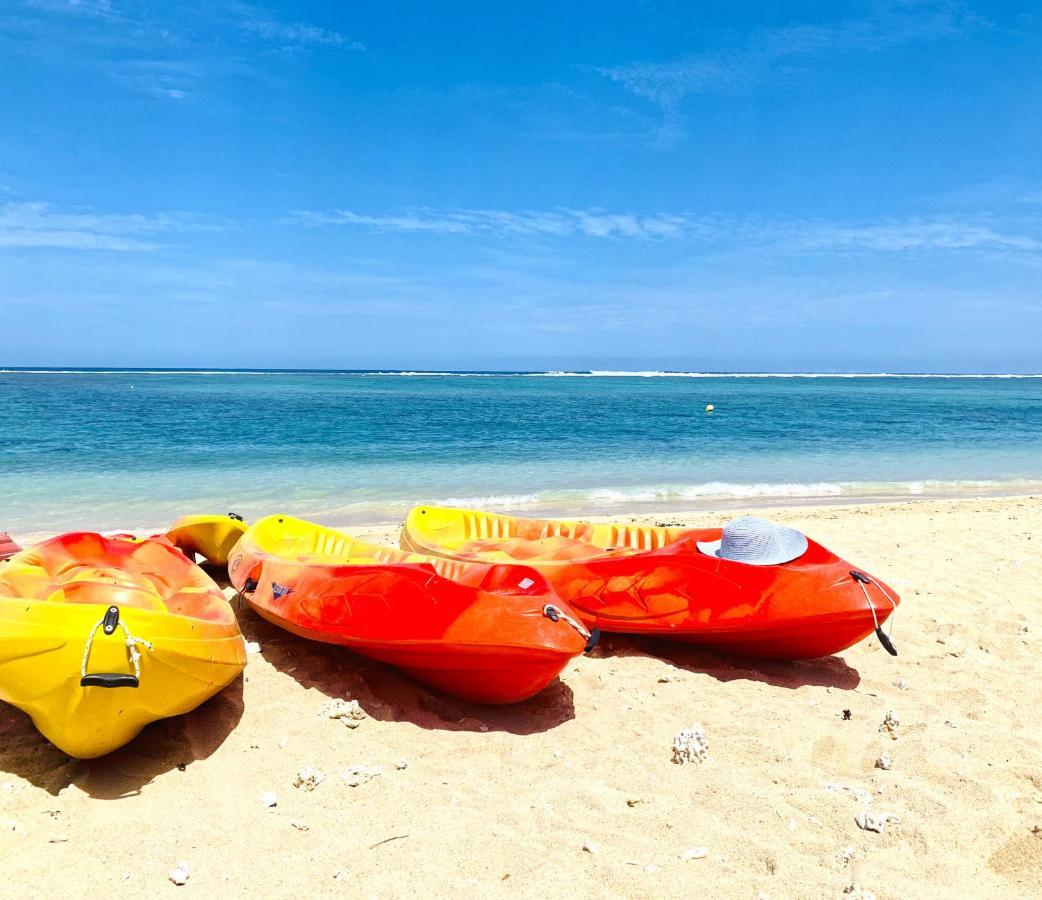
1,1,1041,371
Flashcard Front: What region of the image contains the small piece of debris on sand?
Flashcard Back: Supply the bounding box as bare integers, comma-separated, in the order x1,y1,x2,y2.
341,765,381,787
679,847,708,860
293,768,326,791
262,791,278,808
879,710,900,739
582,840,598,854
318,698,367,728
875,753,893,771
168,862,190,886
245,641,261,654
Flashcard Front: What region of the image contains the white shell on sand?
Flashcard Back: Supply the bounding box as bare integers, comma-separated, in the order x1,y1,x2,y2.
341,765,381,787
262,791,278,808
245,641,261,654
875,754,893,771
581,840,597,854
395,759,408,770
293,768,326,791
671,725,710,764
168,862,190,886
318,698,367,729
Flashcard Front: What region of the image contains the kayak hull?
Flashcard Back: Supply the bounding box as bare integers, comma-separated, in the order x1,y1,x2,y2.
401,507,899,660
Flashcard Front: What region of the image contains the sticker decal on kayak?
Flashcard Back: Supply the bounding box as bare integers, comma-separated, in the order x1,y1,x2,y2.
271,581,293,600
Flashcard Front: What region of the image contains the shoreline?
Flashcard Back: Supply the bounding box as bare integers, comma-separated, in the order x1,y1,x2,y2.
8,489,1042,548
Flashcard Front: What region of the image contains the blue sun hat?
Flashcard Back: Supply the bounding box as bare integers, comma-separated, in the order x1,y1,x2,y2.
696,516,808,566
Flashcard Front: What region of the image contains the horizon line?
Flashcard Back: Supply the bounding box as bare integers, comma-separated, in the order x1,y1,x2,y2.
2,367,1042,378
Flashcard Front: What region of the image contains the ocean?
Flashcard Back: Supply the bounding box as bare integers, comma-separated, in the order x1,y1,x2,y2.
2,369,1041,535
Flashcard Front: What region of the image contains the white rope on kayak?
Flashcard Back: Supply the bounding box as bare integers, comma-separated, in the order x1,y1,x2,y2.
80,613,153,682
543,603,592,642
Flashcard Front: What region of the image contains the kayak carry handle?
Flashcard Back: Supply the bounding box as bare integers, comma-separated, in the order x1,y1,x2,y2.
80,605,152,689
80,672,140,688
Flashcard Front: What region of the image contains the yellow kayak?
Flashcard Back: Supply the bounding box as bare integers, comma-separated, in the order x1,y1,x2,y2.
0,532,246,759
166,512,249,566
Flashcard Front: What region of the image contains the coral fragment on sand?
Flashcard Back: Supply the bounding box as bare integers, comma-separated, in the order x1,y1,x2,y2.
855,808,901,833
672,724,710,765
318,698,367,728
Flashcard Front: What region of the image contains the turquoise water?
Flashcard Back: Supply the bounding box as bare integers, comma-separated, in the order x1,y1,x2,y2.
2,370,1042,535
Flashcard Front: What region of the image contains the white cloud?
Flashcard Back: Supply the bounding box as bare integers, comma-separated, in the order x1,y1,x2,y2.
0,201,212,251
596,3,977,122
25,0,115,17
596,2,975,145
783,218,1042,253
231,3,364,51
294,205,1042,258
239,17,364,51
293,208,701,240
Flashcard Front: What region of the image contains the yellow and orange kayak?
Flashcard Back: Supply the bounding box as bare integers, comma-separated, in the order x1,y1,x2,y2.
228,514,592,703
167,512,248,567
0,533,246,758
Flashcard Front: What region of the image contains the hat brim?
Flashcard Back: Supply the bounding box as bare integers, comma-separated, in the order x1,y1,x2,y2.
696,537,807,566
696,539,723,558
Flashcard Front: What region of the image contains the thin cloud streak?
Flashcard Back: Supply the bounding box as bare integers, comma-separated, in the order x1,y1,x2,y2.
0,201,217,251
593,2,978,148
293,206,1042,256
293,208,702,240
5,2,363,102
597,2,975,108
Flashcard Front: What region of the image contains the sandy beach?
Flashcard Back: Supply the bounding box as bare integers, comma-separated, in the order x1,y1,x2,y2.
2,495,1041,898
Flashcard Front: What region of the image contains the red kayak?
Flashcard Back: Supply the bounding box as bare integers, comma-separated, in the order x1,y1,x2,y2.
0,533,21,562
402,507,900,660
227,515,594,703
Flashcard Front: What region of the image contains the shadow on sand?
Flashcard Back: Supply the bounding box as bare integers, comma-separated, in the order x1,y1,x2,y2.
0,676,244,799
588,633,862,691
237,605,576,737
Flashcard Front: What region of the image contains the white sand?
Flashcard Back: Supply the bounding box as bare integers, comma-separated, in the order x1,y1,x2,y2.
2,496,1041,897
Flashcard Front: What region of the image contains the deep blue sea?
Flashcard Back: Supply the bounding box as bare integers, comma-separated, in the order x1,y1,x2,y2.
2,369,1042,536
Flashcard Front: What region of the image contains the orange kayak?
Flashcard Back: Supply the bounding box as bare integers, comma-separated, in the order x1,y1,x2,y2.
0,533,245,757
402,507,900,660
228,515,593,703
